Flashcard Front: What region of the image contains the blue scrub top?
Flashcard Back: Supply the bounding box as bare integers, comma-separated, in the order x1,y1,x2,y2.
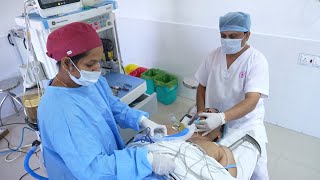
38,77,153,179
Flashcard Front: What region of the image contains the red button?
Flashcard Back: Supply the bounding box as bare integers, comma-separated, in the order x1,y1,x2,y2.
95,26,99,29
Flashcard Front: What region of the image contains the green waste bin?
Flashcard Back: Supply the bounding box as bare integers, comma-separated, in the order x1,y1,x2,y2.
154,73,178,105
141,69,164,95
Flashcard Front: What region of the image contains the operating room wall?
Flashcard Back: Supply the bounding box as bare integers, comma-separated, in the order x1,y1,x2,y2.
0,36,23,119
0,0,25,119
115,0,320,138
116,0,320,41
0,0,24,79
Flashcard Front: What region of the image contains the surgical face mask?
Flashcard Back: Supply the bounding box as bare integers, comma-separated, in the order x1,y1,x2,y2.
220,36,246,55
68,59,101,86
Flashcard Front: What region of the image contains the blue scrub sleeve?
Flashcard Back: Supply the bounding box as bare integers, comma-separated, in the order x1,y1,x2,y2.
99,77,149,131
52,109,152,179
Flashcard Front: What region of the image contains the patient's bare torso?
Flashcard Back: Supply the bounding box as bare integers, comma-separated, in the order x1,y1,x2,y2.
166,125,237,177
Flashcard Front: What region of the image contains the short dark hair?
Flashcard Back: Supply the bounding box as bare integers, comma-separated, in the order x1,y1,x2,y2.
56,52,88,69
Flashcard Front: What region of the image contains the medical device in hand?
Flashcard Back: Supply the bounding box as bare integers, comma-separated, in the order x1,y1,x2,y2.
134,124,196,143
188,114,201,125
170,114,185,131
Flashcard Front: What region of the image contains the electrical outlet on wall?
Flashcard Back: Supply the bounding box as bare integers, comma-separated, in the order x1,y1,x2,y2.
313,56,320,67
298,53,320,68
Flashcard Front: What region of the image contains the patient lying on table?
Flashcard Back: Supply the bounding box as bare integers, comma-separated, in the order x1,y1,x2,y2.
130,123,260,179
166,125,237,177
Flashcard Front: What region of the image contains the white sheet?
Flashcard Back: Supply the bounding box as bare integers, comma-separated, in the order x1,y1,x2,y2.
218,129,260,180
128,124,260,179
133,141,236,180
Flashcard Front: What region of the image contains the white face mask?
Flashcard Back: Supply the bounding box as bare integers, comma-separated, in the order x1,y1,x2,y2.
221,36,246,55
68,59,101,86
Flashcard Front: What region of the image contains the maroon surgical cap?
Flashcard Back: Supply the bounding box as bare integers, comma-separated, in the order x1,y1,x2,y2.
46,22,102,61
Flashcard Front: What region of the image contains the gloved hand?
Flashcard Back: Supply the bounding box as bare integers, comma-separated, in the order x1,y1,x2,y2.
140,116,167,136
147,153,176,176
196,112,226,136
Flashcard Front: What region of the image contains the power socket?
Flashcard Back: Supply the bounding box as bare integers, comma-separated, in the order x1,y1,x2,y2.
0,129,9,140
298,53,320,68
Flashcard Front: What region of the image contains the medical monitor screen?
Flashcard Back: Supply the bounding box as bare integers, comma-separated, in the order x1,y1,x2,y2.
38,0,80,9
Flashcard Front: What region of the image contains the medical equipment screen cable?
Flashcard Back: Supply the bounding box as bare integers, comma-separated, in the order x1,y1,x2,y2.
0,127,37,163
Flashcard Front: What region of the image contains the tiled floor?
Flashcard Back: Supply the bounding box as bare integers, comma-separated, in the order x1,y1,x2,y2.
0,96,320,179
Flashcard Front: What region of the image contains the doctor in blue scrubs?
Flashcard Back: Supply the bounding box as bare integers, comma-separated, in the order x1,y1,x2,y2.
38,22,175,179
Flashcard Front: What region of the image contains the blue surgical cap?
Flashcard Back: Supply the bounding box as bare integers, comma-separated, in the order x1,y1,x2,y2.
219,12,251,32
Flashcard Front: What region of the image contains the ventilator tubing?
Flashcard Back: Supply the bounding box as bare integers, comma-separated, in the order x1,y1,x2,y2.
24,146,48,180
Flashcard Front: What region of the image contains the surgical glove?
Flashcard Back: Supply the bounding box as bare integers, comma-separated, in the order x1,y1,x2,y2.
147,153,176,176
140,116,167,136
196,113,225,136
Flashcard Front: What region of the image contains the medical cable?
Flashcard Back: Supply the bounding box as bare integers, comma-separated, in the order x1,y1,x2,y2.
22,0,44,118
0,127,35,156
182,142,226,179
151,143,198,179
154,141,232,180
163,141,206,179
2,137,27,163
156,142,209,179
198,143,215,180
132,128,234,179
24,141,48,180
3,137,27,153
2,136,40,163
0,127,38,163
167,172,180,180
23,0,35,93
181,142,206,179
183,148,203,179
0,122,27,128
197,144,232,178
19,167,40,180
187,142,216,180
179,144,208,179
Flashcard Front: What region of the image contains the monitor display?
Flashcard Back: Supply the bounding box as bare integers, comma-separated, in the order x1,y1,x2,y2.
38,0,80,9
